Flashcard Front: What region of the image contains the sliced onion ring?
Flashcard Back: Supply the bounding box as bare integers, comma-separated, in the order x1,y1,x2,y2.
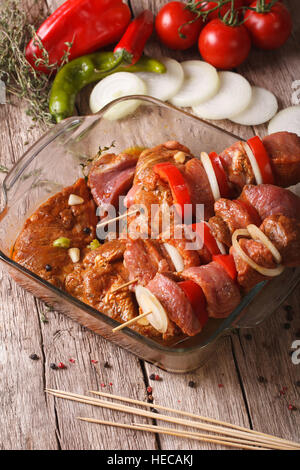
242,142,263,185
135,285,168,333
232,229,284,277
247,224,282,264
200,151,221,201
163,243,184,272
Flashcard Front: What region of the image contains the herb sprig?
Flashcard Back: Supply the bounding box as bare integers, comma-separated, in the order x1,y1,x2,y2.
0,0,72,127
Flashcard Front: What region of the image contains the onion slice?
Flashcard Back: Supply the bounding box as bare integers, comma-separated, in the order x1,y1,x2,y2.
242,142,263,185
232,229,284,277
135,285,168,333
163,243,184,272
268,105,300,137
247,224,282,264
89,72,147,120
200,152,221,201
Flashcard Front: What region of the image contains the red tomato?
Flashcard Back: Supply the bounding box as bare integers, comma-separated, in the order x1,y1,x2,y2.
197,0,245,21
244,1,292,49
155,1,204,50
198,19,251,69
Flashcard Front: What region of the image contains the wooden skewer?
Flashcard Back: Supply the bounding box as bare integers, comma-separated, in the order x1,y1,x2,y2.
89,390,300,449
110,278,138,294
77,416,266,451
112,311,151,332
45,389,299,450
96,209,140,229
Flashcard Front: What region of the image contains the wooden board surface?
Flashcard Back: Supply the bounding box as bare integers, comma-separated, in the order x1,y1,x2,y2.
0,0,300,450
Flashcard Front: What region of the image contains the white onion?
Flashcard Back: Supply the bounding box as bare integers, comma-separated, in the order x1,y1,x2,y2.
163,243,184,273
89,72,147,120
200,151,220,201
242,142,263,185
170,60,220,108
68,194,84,206
135,285,168,334
247,224,282,264
230,86,278,126
135,57,184,102
232,229,284,277
68,248,80,263
192,71,252,120
268,105,300,136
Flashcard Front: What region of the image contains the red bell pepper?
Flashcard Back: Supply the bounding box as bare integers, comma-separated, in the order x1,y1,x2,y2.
26,0,131,74
178,280,208,328
209,152,232,198
247,136,275,185
153,162,192,218
114,10,154,65
235,199,262,227
192,222,221,256
213,254,237,281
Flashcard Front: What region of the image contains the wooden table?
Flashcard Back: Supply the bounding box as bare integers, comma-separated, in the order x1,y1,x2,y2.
0,0,300,450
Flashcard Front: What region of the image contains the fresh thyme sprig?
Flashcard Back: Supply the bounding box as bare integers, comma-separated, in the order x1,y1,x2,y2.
0,0,72,128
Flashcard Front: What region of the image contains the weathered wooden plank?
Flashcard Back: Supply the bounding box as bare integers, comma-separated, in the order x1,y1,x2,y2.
231,288,300,442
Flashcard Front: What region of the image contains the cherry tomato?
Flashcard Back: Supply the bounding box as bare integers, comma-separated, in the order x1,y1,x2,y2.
155,1,204,50
198,19,251,69
244,1,292,49
197,0,245,21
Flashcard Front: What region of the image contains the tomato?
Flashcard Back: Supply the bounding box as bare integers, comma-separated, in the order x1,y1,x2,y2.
197,0,245,21
155,1,204,50
198,19,251,69
244,1,292,49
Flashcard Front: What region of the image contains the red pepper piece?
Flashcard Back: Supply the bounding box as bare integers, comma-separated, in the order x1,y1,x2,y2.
153,162,192,219
178,280,208,328
213,254,237,281
26,0,131,74
192,222,221,256
209,152,232,198
114,10,154,65
247,136,275,185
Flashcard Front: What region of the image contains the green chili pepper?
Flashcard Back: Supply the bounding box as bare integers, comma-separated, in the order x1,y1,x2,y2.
49,52,166,123
88,239,101,250
53,237,71,248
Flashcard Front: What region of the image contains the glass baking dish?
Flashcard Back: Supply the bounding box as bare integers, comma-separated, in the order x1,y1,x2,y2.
1,96,299,373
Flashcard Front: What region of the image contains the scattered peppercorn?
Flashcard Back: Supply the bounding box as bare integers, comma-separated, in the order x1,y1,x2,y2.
69,358,75,363
148,394,153,402
101,383,106,387
155,374,161,381
258,376,267,384
149,373,155,380
50,363,57,370
104,361,111,369
58,362,66,369
147,386,153,394
288,404,297,411
244,333,252,341
83,227,91,234
284,305,293,316
40,312,48,323
29,353,39,360
218,383,224,388
45,264,52,272
283,323,291,330
109,382,113,386
295,381,300,388
188,381,196,388
91,359,98,364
